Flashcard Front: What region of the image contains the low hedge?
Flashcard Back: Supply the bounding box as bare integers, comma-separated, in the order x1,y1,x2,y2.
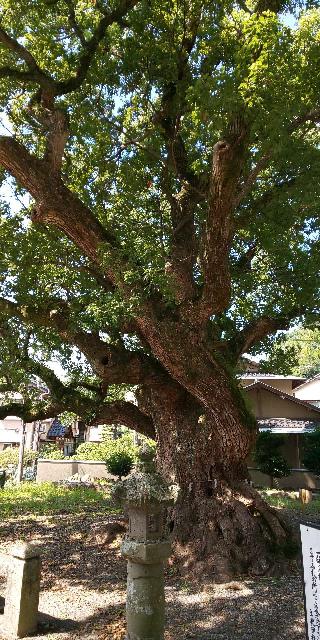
0,448,38,470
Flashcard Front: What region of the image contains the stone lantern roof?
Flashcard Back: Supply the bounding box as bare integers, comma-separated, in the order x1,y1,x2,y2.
112,445,177,508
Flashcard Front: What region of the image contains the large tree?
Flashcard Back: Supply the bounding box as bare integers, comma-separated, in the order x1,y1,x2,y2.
0,0,319,578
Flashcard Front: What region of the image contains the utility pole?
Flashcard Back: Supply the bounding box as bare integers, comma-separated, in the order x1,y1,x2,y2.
17,422,26,484
32,421,40,452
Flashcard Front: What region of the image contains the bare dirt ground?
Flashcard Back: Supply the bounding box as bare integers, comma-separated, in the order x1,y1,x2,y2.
0,510,313,640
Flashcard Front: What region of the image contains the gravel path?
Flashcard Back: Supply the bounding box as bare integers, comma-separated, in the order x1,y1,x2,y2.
0,511,311,640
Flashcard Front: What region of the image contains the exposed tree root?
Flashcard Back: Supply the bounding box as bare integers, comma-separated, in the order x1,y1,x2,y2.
170,483,294,582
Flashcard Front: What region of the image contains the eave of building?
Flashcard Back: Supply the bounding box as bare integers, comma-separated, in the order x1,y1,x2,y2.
293,373,320,392
244,381,320,414
257,418,319,434
239,373,306,381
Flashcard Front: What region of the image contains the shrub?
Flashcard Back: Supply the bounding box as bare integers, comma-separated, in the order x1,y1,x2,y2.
71,432,155,476
302,429,320,476
0,447,38,470
39,443,65,460
254,431,290,486
105,434,137,479
106,450,134,479
72,441,110,461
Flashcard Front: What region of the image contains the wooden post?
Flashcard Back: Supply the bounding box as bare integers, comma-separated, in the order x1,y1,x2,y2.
299,488,313,504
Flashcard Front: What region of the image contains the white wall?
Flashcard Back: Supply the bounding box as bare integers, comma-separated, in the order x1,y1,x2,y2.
240,377,294,394
294,379,320,404
87,425,104,442
37,459,116,482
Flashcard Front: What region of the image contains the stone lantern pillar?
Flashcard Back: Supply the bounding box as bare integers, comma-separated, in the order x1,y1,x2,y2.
113,446,175,640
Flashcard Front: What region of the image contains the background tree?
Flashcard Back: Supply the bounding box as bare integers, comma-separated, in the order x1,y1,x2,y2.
0,0,319,578
259,326,320,376
254,431,290,488
302,429,320,476
287,327,320,377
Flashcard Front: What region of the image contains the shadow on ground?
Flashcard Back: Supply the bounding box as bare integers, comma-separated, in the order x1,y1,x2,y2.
0,513,127,592
164,578,306,640
31,579,306,640
0,511,308,640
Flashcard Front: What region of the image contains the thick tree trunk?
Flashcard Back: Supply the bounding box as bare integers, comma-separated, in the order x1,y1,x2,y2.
146,378,290,581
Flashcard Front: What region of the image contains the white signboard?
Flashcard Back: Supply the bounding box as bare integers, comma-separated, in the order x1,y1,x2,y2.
301,524,320,640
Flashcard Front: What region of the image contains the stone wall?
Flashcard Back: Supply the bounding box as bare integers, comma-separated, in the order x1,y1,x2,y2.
37,459,320,490
36,459,115,482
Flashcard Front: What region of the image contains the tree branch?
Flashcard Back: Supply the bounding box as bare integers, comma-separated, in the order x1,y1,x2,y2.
0,136,177,352
0,401,62,422
0,26,56,102
229,311,303,358
235,175,297,229
164,182,200,302
96,400,155,438
152,7,206,303
155,8,205,191
0,136,117,266
232,243,257,274
254,0,287,14
233,151,272,211
0,317,96,406
0,26,54,89
79,265,115,293
42,108,70,174
197,102,320,323
64,0,87,47
234,107,320,213
0,1,138,99
56,0,138,96
0,296,163,386
198,115,249,320
0,3,137,177
289,107,320,133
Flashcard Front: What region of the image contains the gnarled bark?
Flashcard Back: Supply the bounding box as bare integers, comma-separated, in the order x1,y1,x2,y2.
140,375,290,581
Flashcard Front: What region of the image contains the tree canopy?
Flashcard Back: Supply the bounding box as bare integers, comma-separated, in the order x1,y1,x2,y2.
0,0,319,429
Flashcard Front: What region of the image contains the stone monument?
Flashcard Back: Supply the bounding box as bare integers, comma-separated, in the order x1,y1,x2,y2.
113,445,175,640
3,542,41,638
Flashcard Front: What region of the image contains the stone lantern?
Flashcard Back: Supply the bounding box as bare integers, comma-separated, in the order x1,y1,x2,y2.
113,446,175,640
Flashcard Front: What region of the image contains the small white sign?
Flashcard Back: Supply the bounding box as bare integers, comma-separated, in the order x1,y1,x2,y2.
301,524,320,640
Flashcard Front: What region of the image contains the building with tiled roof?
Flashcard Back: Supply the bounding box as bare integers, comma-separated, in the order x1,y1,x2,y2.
257,418,319,433
244,381,320,489
239,373,306,395
47,418,67,439
244,380,320,421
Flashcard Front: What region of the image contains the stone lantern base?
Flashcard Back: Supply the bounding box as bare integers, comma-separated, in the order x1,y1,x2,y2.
121,540,171,640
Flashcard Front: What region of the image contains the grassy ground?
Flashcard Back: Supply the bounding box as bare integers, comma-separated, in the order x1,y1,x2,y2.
0,481,120,517
260,488,320,515
0,481,318,518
